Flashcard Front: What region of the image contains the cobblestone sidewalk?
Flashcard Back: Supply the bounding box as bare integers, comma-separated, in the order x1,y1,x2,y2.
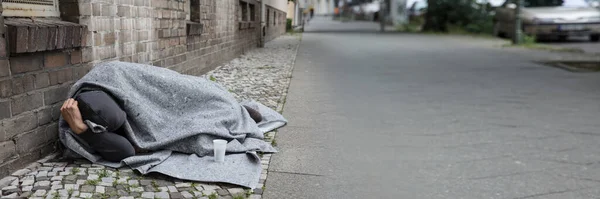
0,34,301,199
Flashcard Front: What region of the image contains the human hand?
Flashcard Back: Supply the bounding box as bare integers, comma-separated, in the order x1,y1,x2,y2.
60,98,88,134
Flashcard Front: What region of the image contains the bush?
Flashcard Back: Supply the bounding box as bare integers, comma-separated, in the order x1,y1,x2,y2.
423,0,494,34
286,18,293,32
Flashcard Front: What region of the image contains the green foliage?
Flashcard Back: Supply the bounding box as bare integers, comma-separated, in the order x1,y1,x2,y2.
208,193,218,199
522,34,537,45
423,0,494,34
71,167,80,175
85,179,100,186
286,18,293,32
271,139,277,147
233,194,246,199
98,169,110,178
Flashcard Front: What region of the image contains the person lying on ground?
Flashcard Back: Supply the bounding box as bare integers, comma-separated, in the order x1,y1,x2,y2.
60,90,263,162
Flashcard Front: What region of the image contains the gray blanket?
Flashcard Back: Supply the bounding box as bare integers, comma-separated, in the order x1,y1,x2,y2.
58,61,287,188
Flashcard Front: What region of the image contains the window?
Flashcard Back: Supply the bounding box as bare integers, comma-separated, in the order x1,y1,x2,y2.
249,4,256,21
2,0,60,17
186,0,202,36
267,9,270,27
240,1,249,21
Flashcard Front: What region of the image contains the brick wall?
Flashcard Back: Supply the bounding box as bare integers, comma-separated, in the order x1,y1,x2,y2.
264,5,286,42
0,0,267,176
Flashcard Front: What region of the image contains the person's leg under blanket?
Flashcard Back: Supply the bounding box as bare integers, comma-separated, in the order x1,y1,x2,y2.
61,90,135,162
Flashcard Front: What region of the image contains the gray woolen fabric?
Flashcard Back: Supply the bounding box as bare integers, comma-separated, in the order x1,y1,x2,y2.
58,61,287,188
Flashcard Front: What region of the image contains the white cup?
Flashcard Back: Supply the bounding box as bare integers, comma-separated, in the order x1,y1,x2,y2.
213,139,227,162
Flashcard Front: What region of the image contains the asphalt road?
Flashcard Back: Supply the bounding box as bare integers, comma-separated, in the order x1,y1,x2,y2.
264,17,600,199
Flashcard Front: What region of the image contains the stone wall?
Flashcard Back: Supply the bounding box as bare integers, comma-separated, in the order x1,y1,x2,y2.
264,5,286,42
0,0,266,176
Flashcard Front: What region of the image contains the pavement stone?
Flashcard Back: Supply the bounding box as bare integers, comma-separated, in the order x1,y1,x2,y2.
158,187,168,192
141,192,154,198
50,184,63,190
155,192,169,199
64,184,79,190
33,190,47,197
249,195,261,199
79,193,92,198
1,186,18,195
96,186,105,194
201,185,219,191
11,169,30,176
167,186,177,192
228,188,244,195
80,185,94,192
175,183,191,188
216,189,229,196
180,191,194,199
87,175,98,180
20,191,33,198
51,176,63,181
129,187,144,192
127,180,139,186
23,186,33,192
169,192,183,199
1,193,17,198
139,180,152,186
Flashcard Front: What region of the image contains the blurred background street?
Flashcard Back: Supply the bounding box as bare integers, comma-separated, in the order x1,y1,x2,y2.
265,9,600,198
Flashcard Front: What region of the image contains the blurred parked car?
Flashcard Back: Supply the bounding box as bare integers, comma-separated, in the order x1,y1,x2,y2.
586,0,600,7
493,0,600,42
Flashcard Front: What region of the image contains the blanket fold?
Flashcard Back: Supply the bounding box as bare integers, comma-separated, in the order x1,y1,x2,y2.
59,61,287,188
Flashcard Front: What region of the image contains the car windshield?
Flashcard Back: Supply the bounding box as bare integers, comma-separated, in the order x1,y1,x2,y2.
523,0,590,7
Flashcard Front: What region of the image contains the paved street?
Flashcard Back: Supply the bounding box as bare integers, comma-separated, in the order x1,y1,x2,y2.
264,17,600,199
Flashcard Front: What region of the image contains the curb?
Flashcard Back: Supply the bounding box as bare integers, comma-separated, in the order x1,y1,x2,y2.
259,33,302,192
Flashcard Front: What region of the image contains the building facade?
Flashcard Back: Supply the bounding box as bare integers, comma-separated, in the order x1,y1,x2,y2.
0,0,287,177
306,0,335,16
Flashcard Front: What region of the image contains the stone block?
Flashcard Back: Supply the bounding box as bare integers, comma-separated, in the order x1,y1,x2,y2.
92,3,102,16
0,80,11,98
0,141,16,163
48,68,73,85
15,128,50,154
10,54,43,74
104,32,116,45
11,93,43,115
81,47,93,63
0,60,10,78
43,85,70,105
44,52,68,68
35,73,50,89
0,101,11,119
11,75,35,95
71,50,82,64
36,107,53,125
118,6,131,17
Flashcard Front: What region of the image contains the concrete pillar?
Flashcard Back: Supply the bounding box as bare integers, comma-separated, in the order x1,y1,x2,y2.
390,0,408,26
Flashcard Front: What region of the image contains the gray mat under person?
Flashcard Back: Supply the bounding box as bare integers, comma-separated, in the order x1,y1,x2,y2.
60,91,265,162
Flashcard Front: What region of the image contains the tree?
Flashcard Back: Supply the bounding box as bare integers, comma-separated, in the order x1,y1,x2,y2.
422,0,493,33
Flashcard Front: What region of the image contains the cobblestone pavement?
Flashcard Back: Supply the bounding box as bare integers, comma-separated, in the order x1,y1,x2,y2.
0,34,301,199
